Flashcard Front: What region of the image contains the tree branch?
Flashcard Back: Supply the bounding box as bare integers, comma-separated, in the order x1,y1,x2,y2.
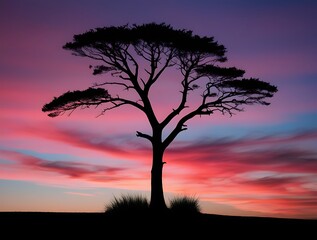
162,105,204,150
93,81,134,91
160,55,199,128
136,131,152,142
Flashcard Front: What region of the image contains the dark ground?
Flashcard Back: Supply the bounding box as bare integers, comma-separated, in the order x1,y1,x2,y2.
1,212,316,238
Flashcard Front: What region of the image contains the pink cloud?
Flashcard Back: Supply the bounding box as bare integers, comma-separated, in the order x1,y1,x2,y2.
1,113,316,218
0,150,125,178
11,123,317,177
160,131,317,217
22,125,150,161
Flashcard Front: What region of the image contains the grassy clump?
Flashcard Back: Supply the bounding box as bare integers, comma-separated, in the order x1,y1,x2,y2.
105,194,201,217
169,195,201,215
105,194,149,216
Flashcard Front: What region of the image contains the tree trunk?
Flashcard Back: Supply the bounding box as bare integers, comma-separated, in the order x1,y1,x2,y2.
149,134,167,212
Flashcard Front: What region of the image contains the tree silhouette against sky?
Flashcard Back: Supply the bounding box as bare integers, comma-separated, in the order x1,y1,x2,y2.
42,23,278,211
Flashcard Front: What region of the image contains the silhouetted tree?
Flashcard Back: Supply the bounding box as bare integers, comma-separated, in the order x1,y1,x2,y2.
42,23,278,212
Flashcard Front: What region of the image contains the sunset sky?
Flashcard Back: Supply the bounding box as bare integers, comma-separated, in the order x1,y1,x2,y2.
1,0,316,219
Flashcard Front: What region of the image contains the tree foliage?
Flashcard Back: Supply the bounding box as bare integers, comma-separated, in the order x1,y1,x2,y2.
42,88,110,117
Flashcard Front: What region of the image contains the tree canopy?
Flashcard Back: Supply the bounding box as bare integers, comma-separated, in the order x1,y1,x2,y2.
43,23,277,122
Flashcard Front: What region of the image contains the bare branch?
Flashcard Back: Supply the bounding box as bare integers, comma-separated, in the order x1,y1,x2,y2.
136,131,152,142
160,54,199,128
93,81,134,91
151,49,175,82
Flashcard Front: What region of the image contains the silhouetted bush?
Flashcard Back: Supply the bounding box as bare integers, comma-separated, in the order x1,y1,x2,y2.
104,194,149,216
169,195,201,215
